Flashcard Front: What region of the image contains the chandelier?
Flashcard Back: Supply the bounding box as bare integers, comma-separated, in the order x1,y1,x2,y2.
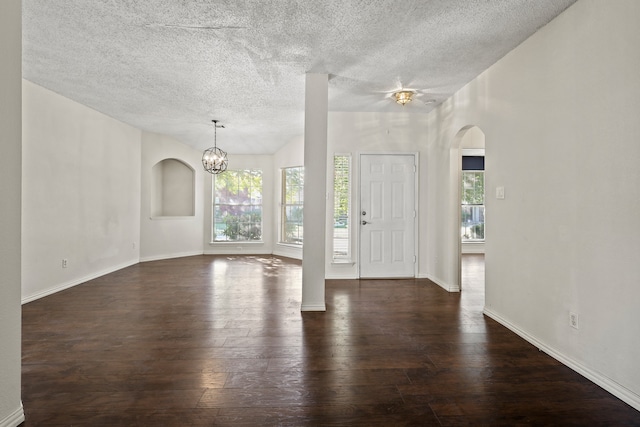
202,119,228,174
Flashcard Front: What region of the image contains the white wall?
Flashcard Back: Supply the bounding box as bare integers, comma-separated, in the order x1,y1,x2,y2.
0,1,24,425
325,112,429,279
425,0,640,409
204,154,275,255
272,137,305,259
21,81,142,303
140,132,204,261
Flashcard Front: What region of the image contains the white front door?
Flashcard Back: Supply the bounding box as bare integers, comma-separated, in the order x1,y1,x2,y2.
359,154,416,278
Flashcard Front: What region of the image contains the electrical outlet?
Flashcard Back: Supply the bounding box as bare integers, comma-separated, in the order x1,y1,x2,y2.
569,312,579,329
62,259,68,268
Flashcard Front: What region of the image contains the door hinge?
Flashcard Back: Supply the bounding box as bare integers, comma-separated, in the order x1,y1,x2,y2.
413,255,417,263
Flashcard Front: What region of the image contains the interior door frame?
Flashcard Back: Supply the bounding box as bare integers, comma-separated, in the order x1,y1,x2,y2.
357,151,419,278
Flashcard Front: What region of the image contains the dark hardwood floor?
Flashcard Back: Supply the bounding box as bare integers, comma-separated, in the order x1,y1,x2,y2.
21,255,639,426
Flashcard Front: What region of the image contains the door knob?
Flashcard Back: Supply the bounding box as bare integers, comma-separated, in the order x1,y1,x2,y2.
361,220,369,225
361,211,366,216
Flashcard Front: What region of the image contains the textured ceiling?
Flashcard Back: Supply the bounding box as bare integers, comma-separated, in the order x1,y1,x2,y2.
22,0,576,154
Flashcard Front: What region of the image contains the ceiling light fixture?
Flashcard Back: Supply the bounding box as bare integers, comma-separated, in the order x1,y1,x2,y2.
394,90,414,106
202,120,228,174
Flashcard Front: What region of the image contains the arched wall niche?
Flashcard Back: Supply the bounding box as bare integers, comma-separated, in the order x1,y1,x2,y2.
151,158,195,217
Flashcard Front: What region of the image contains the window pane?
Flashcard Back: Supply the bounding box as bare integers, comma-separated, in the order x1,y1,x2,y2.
213,170,262,242
461,206,485,240
462,171,484,205
213,205,226,241
283,205,303,243
281,167,304,245
461,170,484,242
236,205,262,240
215,170,239,204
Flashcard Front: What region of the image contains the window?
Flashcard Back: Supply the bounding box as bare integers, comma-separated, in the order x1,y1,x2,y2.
213,170,262,242
333,155,351,259
461,156,484,241
281,166,304,245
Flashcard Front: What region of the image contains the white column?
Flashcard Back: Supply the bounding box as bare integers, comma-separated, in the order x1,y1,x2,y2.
0,0,25,425
301,73,328,311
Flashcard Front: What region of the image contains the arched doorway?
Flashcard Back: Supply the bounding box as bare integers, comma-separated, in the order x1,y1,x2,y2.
450,126,485,293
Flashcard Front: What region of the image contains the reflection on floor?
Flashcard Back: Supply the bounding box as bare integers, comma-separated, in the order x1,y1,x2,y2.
461,253,485,310
461,253,485,290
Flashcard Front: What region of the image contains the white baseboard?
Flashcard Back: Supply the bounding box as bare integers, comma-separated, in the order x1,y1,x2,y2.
427,274,460,293
272,245,303,260
301,303,326,312
21,260,139,304
0,403,24,427
325,273,358,280
139,251,203,262
484,308,640,412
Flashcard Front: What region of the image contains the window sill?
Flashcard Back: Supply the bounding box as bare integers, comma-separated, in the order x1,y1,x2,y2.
331,259,355,266
277,242,303,248
209,241,264,245
150,216,195,220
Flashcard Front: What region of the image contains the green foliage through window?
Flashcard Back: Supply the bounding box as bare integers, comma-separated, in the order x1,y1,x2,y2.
213,170,262,242
281,167,304,245
461,171,485,241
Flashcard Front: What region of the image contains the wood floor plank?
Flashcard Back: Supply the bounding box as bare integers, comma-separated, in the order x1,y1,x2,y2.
223,368,411,389
21,254,640,426
197,384,405,408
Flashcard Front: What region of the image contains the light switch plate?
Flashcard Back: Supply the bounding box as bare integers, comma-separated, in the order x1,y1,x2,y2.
496,186,505,199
